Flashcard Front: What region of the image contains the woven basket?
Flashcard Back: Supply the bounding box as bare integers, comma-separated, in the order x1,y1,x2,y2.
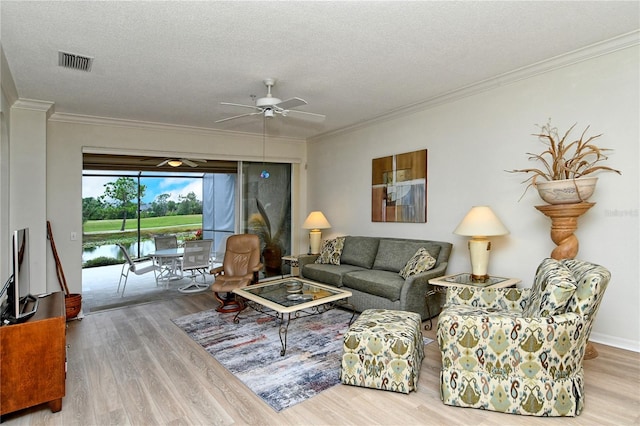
65,293,82,320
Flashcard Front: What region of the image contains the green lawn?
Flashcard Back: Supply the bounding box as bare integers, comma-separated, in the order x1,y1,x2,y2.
84,214,202,233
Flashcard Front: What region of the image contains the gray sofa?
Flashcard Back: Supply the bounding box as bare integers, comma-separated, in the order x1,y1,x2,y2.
298,236,452,320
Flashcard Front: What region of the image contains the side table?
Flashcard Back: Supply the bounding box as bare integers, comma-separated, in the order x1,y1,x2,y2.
282,255,300,277
425,273,521,330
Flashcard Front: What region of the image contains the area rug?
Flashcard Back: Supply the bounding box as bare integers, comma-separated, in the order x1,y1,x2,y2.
172,308,433,411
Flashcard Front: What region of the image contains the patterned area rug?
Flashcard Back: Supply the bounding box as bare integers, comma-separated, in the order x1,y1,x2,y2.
173,307,434,411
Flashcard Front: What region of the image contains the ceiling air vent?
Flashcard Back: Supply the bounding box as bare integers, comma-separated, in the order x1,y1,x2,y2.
58,51,93,72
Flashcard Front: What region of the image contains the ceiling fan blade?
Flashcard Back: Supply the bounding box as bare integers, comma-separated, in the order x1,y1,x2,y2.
181,159,199,167
276,97,307,110
156,159,170,167
220,102,261,111
284,109,326,122
215,112,262,123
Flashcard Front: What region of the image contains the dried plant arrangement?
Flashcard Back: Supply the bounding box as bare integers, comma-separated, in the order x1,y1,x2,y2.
508,120,621,197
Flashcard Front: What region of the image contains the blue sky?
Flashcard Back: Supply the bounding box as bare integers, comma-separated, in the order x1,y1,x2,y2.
82,175,202,204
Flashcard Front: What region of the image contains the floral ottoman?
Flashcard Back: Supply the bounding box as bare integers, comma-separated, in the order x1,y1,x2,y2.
340,308,424,393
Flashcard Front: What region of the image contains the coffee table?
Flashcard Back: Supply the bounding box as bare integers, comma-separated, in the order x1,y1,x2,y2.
233,278,354,356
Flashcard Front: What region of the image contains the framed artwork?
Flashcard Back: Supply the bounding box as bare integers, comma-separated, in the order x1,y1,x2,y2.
372,149,427,223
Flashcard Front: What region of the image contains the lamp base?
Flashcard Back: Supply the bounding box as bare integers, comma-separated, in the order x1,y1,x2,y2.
309,229,322,254
470,274,490,283
468,237,492,279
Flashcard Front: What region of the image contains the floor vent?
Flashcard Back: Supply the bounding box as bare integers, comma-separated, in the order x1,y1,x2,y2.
58,51,93,72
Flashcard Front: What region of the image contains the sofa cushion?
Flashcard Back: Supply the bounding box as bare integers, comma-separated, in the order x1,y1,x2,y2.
524,258,577,317
373,239,442,273
342,270,405,302
302,263,366,287
340,236,380,269
315,237,345,265
399,248,437,279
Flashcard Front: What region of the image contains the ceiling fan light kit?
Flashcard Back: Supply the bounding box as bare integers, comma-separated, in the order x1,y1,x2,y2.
155,158,207,168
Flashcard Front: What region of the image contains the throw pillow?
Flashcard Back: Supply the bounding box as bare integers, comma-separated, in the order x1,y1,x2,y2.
399,247,436,279
523,258,577,318
314,237,345,265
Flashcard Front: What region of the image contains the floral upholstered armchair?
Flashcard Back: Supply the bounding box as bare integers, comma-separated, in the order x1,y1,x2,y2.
437,258,610,417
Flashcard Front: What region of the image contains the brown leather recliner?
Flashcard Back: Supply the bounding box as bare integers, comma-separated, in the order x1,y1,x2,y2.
210,234,263,312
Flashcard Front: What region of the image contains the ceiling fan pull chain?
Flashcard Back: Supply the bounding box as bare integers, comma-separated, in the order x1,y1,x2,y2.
261,115,270,179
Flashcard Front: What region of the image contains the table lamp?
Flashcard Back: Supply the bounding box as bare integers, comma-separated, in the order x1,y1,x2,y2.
302,211,331,254
453,206,509,281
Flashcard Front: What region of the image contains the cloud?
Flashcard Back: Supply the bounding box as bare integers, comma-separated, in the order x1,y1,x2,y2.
82,176,202,203
82,176,114,199
150,178,202,202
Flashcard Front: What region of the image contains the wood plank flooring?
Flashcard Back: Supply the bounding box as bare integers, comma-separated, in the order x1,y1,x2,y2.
2,292,639,425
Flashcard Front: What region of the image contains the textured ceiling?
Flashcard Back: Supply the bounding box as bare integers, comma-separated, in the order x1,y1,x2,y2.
1,1,639,140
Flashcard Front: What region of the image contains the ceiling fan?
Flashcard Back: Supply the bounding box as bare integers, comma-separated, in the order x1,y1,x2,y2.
156,158,207,168
216,78,326,123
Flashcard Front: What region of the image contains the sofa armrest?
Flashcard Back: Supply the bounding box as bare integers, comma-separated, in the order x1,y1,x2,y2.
397,262,449,316
298,254,319,275
403,261,447,284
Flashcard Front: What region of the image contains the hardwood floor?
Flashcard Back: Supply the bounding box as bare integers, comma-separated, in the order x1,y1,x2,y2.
3,293,639,425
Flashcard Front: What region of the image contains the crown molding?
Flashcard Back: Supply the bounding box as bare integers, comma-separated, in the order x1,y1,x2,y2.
309,30,640,143
49,112,304,142
12,98,55,116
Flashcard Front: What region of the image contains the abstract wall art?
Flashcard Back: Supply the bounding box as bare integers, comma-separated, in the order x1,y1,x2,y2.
372,149,427,223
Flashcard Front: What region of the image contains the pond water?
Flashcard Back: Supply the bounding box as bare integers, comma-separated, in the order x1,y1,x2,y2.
82,240,156,263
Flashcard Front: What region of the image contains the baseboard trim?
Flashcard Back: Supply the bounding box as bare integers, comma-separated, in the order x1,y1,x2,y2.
589,331,639,353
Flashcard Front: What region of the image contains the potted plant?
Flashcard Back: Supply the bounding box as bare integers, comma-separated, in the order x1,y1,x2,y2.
248,198,287,275
508,120,621,204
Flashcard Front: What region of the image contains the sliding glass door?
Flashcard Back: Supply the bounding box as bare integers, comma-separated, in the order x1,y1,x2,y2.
242,162,292,278
82,158,293,279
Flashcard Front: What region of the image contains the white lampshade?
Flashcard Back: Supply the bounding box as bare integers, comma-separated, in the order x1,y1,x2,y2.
302,211,331,230
454,206,509,237
302,211,331,255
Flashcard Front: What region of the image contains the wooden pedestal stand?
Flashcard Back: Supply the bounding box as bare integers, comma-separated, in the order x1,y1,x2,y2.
535,202,598,360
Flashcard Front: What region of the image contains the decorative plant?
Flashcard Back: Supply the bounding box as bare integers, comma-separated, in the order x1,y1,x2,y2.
248,198,286,249
508,120,621,197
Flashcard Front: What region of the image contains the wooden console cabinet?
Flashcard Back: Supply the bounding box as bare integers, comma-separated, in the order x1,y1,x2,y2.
1,291,66,416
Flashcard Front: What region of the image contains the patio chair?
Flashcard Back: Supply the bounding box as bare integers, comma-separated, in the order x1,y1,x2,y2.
117,244,160,297
154,234,182,283
211,234,263,312
179,239,214,293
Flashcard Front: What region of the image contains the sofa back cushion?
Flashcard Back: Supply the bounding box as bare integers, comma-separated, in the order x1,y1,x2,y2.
373,239,442,273
523,258,577,318
340,236,380,269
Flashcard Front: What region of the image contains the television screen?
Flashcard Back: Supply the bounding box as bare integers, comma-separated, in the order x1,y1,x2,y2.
1,228,38,324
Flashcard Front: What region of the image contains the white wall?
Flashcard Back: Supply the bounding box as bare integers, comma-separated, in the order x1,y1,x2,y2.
308,46,639,351
45,118,308,297
1,43,18,291
9,101,53,295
